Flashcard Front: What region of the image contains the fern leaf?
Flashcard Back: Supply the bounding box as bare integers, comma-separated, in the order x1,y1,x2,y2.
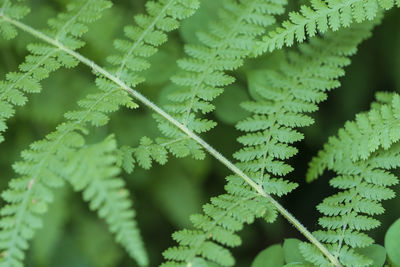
161,17,379,267
235,20,377,199
255,0,394,54
162,177,277,266
86,0,202,171
49,0,112,49
301,93,400,267
307,93,400,182
0,77,135,266
67,135,148,266
166,0,286,128
109,0,200,86
0,0,111,143
0,0,203,263
135,0,288,170
0,0,29,39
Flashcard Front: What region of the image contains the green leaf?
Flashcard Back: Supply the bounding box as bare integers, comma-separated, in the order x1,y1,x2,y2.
357,244,386,267
385,219,400,267
251,244,285,267
283,238,308,264
192,257,220,267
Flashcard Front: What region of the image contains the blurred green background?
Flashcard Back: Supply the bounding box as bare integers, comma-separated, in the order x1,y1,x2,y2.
0,0,399,266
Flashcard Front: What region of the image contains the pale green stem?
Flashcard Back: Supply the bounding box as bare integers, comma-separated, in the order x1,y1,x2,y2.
0,14,341,267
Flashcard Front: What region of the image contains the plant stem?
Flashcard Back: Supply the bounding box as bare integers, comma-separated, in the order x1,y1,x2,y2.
0,14,341,267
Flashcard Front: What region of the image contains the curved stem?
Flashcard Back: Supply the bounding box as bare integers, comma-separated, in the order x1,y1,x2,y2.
0,14,340,267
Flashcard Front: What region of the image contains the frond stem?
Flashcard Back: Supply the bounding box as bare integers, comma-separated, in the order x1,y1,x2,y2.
333,174,364,262
0,14,340,266
154,136,189,148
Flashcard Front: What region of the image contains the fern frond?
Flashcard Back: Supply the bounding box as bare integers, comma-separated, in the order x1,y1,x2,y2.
300,93,400,267
135,0,288,170
0,0,29,39
166,0,286,129
307,93,400,182
0,1,203,263
0,77,136,266
161,19,379,267
0,0,111,143
0,45,76,143
49,0,112,49
84,0,202,170
0,1,390,265
109,0,200,86
235,19,377,200
67,135,147,266
255,0,395,54
162,176,277,267
132,136,194,170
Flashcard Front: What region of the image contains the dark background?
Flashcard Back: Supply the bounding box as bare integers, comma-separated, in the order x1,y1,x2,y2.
0,0,399,266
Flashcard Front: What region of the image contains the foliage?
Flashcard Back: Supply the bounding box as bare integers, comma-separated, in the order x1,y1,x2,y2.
385,219,400,266
255,0,400,54
161,16,379,267
0,0,399,267
300,93,400,267
251,239,387,267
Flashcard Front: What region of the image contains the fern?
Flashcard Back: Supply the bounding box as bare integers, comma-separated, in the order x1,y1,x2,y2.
63,0,201,172
254,0,399,54
166,0,286,127
0,0,399,266
161,19,378,266
81,0,202,170
162,179,278,267
0,0,29,40
0,0,202,265
0,0,111,143
307,92,400,182
108,0,200,85
0,1,122,266
67,135,147,266
235,19,377,196
300,93,400,267
0,79,139,266
132,0,288,169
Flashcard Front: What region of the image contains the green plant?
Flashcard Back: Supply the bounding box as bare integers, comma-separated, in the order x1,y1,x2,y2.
0,0,399,266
